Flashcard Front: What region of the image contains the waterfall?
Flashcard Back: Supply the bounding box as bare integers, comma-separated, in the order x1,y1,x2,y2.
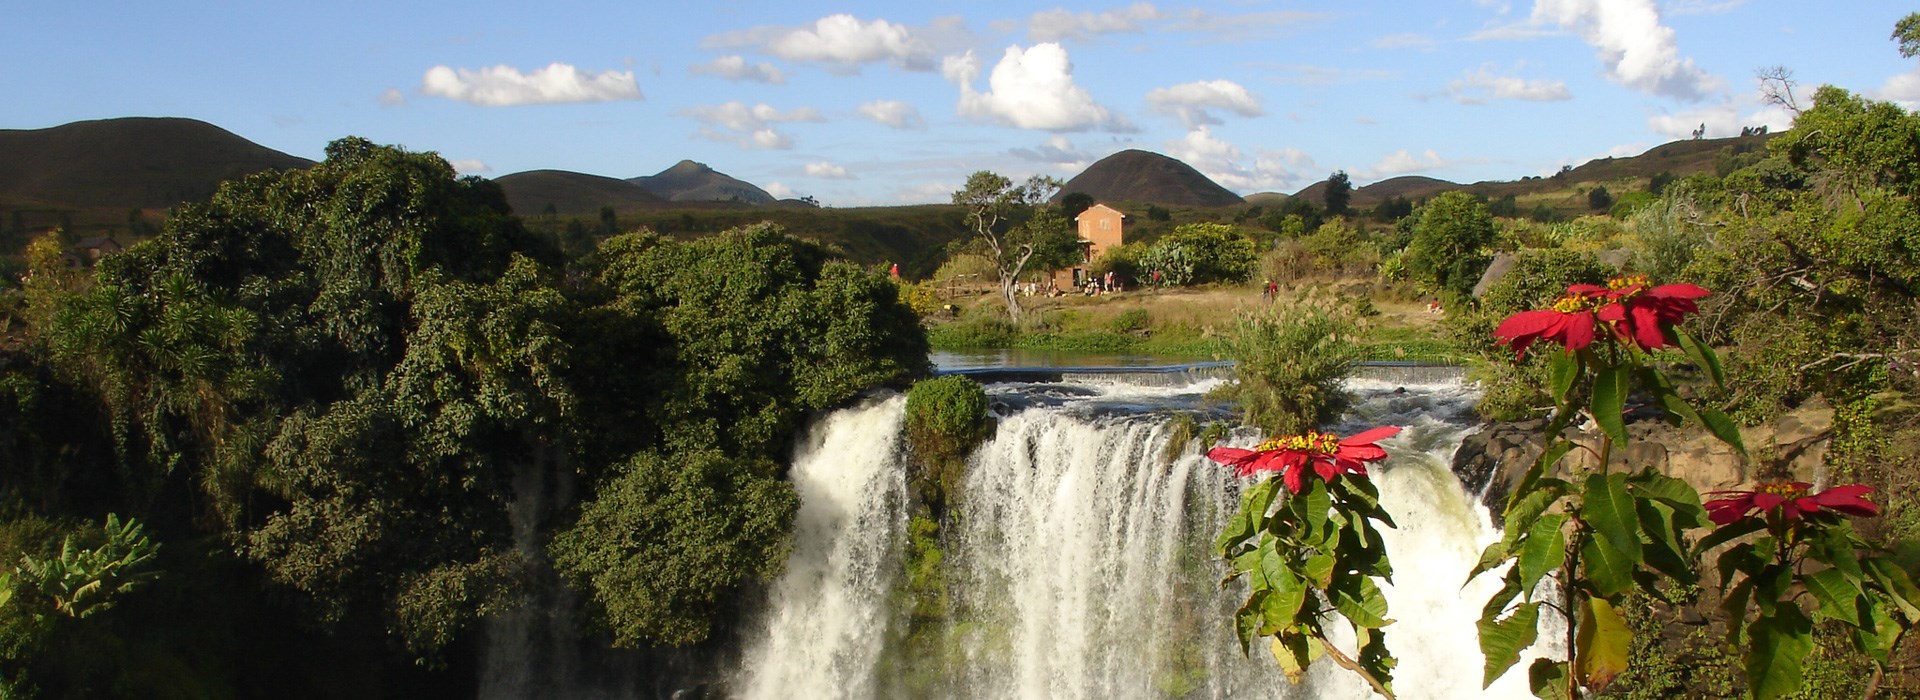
738,376,1549,699
739,396,910,700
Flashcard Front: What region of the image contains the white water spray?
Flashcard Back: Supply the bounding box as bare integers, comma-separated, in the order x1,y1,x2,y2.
739,396,909,700
739,377,1547,699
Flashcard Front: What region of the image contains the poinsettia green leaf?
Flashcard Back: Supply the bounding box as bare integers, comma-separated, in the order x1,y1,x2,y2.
1581,473,1642,560
1748,606,1814,700
1478,601,1540,688
1590,364,1631,448
1518,513,1568,595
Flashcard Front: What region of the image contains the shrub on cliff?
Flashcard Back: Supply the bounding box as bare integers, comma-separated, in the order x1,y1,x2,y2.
903,376,991,517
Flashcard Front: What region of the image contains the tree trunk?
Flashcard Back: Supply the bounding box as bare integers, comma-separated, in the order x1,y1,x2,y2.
1000,274,1023,323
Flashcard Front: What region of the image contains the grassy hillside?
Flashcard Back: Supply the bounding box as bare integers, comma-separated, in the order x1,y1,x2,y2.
495,169,666,216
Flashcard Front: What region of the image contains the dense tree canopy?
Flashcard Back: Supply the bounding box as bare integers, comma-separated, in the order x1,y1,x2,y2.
0,137,930,694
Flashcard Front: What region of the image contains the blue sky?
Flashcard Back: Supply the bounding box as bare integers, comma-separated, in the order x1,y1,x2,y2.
7,1,1919,206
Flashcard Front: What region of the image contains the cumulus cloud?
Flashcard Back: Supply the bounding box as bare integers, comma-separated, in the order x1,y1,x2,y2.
764,181,796,199
1527,0,1723,101
690,55,786,84
681,101,823,150
1357,149,1449,180
805,161,854,179
946,43,1128,132
1162,127,1317,193
858,99,926,129
1877,68,1920,111
1008,135,1094,170
703,14,934,72
1145,79,1263,128
448,159,492,174
1447,64,1572,104
1027,2,1165,41
379,88,407,107
421,63,643,106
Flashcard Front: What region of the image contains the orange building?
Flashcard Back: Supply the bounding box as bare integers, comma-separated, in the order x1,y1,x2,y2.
1048,203,1127,291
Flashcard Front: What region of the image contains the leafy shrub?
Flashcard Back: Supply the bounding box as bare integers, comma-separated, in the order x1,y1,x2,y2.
1111,308,1152,333
1146,223,1257,286
1222,294,1361,436
924,316,1016,349
904,376,991,517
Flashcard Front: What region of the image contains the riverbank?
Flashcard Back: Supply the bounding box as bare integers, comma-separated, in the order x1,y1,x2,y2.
921,282,1467,364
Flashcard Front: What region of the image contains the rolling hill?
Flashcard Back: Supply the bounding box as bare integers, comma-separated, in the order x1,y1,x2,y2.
630,160,775,204
0,117,312,209
1054,150,1244,207
494,169,666,217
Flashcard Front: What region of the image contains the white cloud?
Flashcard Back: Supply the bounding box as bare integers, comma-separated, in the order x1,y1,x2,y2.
1145,79,1263,128
1008,135,1094,170
765,181,796,199
946,43,1128,132
690,55,786,84
1447,64,1572,104
682,101,823,150
703,14,934,72
1027,2,1165,41
1162,127,1316,193
1370,33,1438,50
1877,68,1920,111
1264,64,1398,86
1468,22,1561,41
1527,0,1723,101
448,159,491,174
420,63,643,106
895,180,960,205
1645,98,1792,139
858,99,926,129
1164,9,1326,44
379,88,407,107
805,161,854,179
1357,149,1449,180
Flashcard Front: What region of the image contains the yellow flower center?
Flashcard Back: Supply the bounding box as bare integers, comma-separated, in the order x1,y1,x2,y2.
1551,294,1597,313
1758,481,1807,497
1607,275,1651,300
1257,431,1341,454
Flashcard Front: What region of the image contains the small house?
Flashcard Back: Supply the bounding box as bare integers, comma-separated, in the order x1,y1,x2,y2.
1048,204,1127,291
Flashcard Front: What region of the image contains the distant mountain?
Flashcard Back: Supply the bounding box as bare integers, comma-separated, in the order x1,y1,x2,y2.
1294,175,1459,208
494,169,666,217
1055,150,1244,207
629,160,775,204
0,117,313,209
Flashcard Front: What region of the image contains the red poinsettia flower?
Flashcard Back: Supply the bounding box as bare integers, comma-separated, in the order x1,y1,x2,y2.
1206,426,1402,493
1704,481,1880,526
1592,275,1710,351
1492,285,1608,358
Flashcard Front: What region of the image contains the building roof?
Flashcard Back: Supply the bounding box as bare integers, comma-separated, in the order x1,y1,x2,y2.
1073,203,1128,221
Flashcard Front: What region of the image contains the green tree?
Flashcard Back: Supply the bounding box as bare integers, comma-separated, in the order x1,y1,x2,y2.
1324,170,1352,216
1145,222,1257,286
1588,186,1614,211
1403,191,1496,299
951,171,1071,323
1058,192,1095,220
550,225,927,646
1896,11,1920,58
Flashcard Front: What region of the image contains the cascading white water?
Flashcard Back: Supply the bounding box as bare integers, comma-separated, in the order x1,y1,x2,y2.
739,395,910,700
739,376,1549,700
